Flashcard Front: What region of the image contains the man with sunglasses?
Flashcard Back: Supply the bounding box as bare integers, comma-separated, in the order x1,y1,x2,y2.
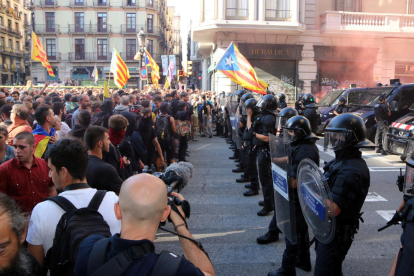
0,132,57,214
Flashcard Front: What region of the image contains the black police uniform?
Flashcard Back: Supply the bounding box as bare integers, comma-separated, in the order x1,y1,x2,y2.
334,104,348,115
395,196,414,276
279,139,319,273
244,113,260,190
303,107,319,134
315,146,370,276
253,111,276,210
238,110,247,170
279,101,287,109
374,102,389,150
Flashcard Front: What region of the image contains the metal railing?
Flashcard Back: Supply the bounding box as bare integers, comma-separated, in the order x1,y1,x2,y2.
0,46,24,56
68,52,111,61
225,8,248,19
0,26,22,37
68,24,111,34
120,52,138,61
47,53,61,61
93,0,110,7
39,0,58,6
120,24,146,34
70,0,87,7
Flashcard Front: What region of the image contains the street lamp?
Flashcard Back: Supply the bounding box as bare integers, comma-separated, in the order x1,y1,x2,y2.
137,27,147,89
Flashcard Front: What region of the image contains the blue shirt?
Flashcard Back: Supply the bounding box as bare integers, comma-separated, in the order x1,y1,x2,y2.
1,144,15,164
75,234,204,276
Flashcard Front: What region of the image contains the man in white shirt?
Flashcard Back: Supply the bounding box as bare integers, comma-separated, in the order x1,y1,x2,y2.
26,138,121,267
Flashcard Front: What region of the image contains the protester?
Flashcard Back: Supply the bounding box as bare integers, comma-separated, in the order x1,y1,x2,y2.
0,126,14,164
155,102,176,166
68,110,90,143
32,106,56,158
7,104,32,145
26,139,121,268
0,132,57,213
0,104,12,127
71,94,90,127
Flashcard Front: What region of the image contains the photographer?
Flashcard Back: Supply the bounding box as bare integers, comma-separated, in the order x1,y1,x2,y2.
75,174,215,276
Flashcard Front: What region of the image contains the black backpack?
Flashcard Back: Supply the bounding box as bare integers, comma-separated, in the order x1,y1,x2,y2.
45,190,112,276
155,115,172,142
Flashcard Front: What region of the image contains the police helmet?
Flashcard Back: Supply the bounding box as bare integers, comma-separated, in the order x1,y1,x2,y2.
283,115,318,144
241,93,253,103
298,94,303,100
302,93,318,108
235,90,247,98
324,113,375,152
256,94,278,115
276,107,298,130
338,96,346,105
277,93,286,102
245,98,259,114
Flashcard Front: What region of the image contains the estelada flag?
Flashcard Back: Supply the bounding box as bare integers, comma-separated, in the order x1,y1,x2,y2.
110,47,130,89
32,125,55,158
145,50,160,87
215,42,268,94
31,31,55,77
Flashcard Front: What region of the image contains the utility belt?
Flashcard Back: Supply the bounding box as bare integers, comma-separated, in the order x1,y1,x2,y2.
256,145,270,152
334,224,358,243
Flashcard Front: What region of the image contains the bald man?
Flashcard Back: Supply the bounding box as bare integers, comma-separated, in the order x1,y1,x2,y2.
75,174,215,276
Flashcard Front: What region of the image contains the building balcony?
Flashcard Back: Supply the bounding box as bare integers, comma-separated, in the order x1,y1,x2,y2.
0,26,23,38
120,24,146,34
68,24,111,34
0,46,24,57
92,0,110,8
119,52,138,62
34,24,60,34
321,11,414,35
70,0,87,8
68,52,111,62
38,0,57,7
47,53,61,62
24,20,30,28
24,1,34,10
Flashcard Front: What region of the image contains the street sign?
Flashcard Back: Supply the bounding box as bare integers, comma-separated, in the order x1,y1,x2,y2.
140,67,147,79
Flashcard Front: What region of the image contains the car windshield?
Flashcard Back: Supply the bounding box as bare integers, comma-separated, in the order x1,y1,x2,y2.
409,103,414,111
348,87,395,106
318,90,344,107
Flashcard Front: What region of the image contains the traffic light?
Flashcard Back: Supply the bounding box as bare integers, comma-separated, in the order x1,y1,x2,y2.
187,61,193,75
178,70,183,77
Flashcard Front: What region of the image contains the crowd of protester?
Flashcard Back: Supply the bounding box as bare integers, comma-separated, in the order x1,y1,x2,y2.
0,83,217,276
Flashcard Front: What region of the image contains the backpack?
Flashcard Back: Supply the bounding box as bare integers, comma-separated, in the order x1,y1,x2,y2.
45,190,111,276
155,115,172,142
175,120,191,137
86,238,182,276
202,100,211,114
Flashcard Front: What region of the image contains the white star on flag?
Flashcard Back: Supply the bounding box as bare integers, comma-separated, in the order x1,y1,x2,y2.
225,56,236,68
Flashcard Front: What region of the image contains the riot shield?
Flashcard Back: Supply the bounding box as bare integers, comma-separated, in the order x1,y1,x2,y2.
234,106,242,149
269,133,297,244
297,159,336,244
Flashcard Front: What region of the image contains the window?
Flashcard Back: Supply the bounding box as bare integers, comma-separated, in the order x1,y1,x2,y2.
399,88,414,111
75,12,84,32
97,0,107,6
126,0,135,6
8,39,12,48
23,14,27,24
97,39,107,60
265,0,290,20
147,39,153,56
1,37,4,47
147,0,153,7
0,17,3,26
334,0,361,12
14,5,17,12
126,39,136,60
226,0,248,19
410,0,414,14
203,0,214,21
147,14,153,33
7,19,11,28
46,39,56,60
75,0,84,5
45,0,54,5
97,13,107,32
126,13,136,32
15,23,18,32
6,1,9,8
16,40,19,50
45,12,55,32
75,39,85,60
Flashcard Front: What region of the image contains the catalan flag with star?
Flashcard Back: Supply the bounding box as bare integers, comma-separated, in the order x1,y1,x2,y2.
145,50,160,88
31,31,55,77
215,42,268,94
110,47,130,89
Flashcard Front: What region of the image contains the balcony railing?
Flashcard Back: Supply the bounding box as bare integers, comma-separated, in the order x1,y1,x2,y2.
47,53,61,62
120,24,146,34
35,24,60,34
24,20,30,28
265,9,291,21
0,26,22,38
226,7,248,20
70,0,87,7
120,52,138,62
68,52,111,61
0,46,24,57
93,0,110,7
68,24,111,34
39,0,58,7
321,11,414,33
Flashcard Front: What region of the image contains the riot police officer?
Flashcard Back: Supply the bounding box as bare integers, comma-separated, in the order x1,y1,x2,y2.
302,93,320,134
268,115,319,276
233,93,253,173
277,93,288,111
316,113,374,276
333,96,348,116
374,94,391,155
240,98,261,192
295,94,304,115
257,107,298,245
251,95,278,215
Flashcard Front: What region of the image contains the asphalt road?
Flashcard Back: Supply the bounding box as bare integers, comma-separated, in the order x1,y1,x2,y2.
153,136,404,276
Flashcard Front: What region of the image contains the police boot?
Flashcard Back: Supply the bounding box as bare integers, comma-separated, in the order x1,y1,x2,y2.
257,231,279,244
268,268,296,276
236,177,250,183
257,206,274,216
295,259,312,272
243,189,259,196
232,167,244,173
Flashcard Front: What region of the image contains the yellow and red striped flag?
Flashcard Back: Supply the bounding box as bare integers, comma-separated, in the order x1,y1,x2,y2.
31,31,55,77
215,42,268,94
145,50,160,88
133,51,141,61
110,47,130,89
